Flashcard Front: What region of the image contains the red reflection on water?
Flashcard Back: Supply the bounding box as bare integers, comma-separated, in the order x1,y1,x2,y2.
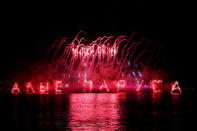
152,93,162,104
68,93,121,130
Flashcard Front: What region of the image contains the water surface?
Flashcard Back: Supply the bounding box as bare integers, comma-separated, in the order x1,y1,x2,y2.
0,92,195,130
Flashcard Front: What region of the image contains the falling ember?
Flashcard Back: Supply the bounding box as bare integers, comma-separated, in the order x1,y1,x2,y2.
12,31,182,94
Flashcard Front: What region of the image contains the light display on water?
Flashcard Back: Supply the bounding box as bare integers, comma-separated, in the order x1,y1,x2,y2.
25,82,35,94
117,80,126,91
54,80,63,94
171,81,182,94
99,81,110,92
11,82,20,95
11,79,181,94
83,80,93,92
11,31,182,94
39,82,49,94
150,80,163,93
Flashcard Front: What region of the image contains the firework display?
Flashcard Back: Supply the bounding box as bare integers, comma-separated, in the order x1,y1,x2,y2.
11,31,181,94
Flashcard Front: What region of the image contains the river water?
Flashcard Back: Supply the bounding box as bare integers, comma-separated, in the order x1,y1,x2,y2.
0,92,195,130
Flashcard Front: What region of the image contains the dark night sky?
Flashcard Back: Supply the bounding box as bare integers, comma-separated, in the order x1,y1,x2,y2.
0,0,195,87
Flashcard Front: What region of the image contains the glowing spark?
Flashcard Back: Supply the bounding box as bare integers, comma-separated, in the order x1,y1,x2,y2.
121,72,124,77
138,71,142,78
46,82,49,92
78,73,80,78
128,61,131,66
136,80,144,92
65,84,69,88
84,72,87,81
132,72,136,76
